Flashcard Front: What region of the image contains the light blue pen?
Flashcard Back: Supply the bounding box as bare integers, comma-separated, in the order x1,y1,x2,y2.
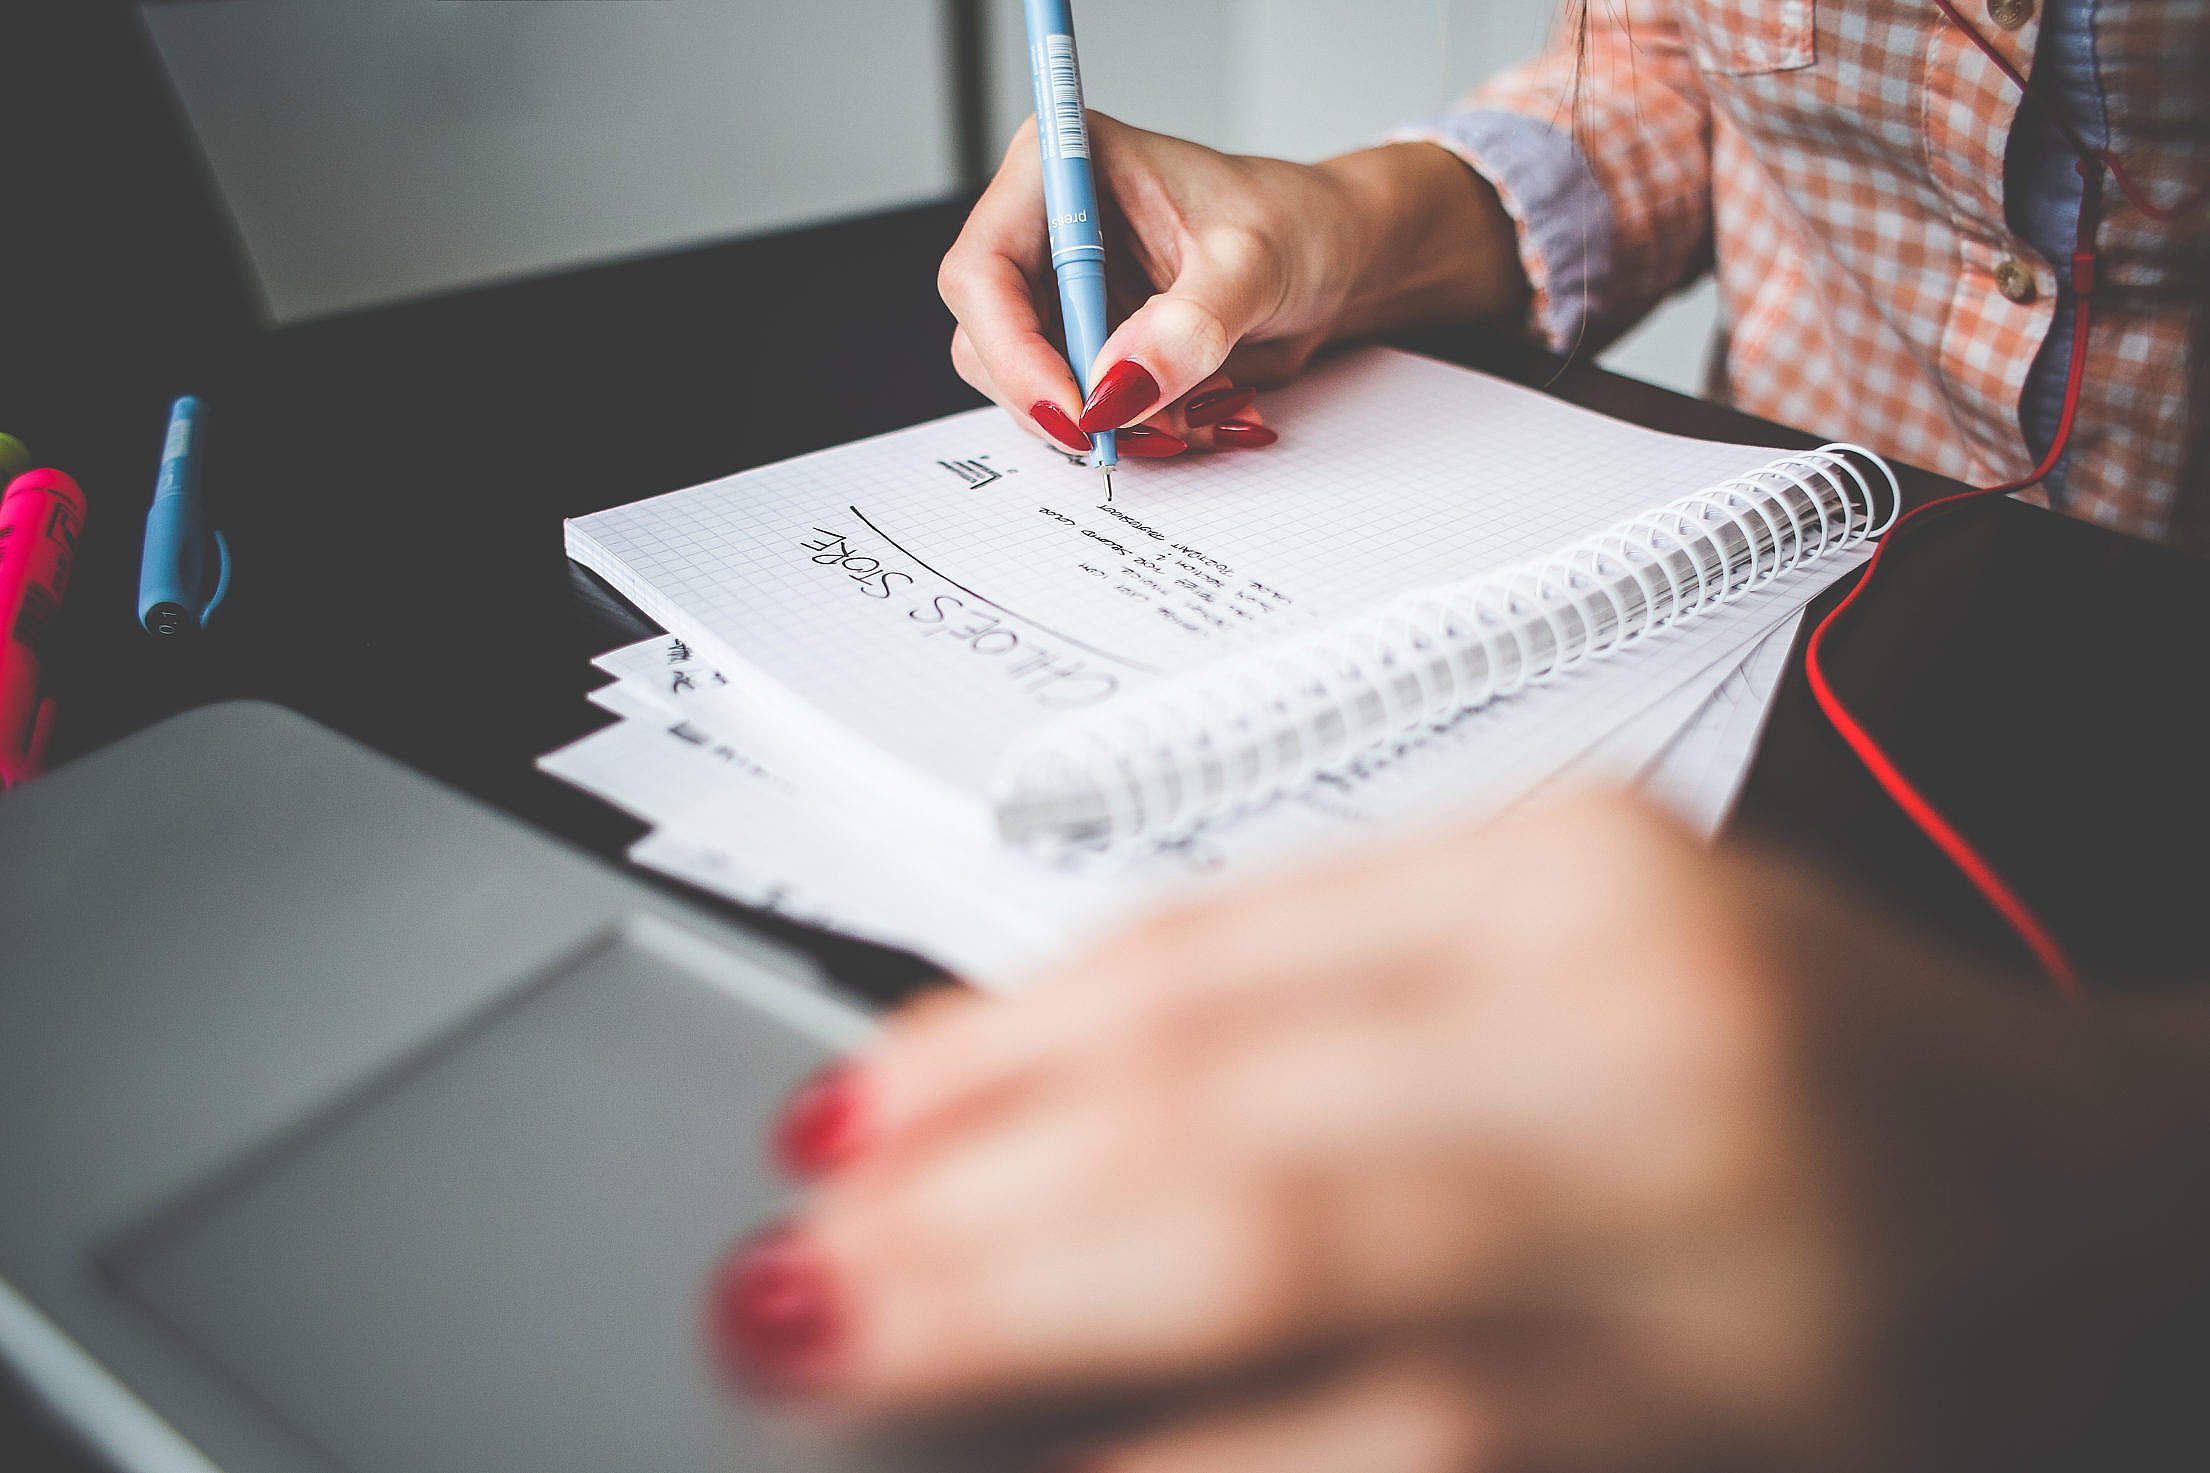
138,395,232,637
1023,0,1116,498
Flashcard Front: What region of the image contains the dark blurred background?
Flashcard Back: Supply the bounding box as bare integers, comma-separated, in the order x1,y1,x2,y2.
12,1,1715,392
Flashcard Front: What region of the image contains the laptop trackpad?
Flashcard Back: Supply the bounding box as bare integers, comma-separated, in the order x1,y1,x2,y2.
103,919,873,1473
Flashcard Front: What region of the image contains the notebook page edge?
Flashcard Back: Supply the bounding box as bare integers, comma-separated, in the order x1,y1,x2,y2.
562,522,992,850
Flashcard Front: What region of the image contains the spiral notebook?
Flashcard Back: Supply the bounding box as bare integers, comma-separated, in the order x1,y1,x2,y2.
561,348,1885,973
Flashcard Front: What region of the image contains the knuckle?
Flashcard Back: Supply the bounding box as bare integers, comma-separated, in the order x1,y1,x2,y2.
1204,223,1276,279
935,251,979,311
1208,224,1288,303
990,121,1039,178
1188,307,1234,371
1156,296,1233,374
991,119,1037,176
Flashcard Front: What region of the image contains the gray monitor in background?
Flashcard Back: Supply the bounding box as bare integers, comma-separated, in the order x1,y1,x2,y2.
139,1,964,323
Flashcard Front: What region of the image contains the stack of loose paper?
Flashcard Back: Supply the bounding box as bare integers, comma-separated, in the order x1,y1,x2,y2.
545,349,1849,986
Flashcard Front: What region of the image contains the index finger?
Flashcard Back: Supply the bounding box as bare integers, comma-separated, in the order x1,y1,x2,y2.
938,123,1088,441
850,831,1485,1164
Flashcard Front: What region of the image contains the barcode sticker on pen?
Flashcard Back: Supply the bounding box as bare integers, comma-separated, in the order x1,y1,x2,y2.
1044,34,1089,159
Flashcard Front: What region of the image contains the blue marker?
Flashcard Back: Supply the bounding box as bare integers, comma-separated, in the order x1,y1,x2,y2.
138,395,232,637
1023,0,1116,497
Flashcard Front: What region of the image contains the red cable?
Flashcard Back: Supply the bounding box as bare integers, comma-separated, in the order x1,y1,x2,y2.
1801,131,2110,994
1803,290,2089,994
1797,0,2199,996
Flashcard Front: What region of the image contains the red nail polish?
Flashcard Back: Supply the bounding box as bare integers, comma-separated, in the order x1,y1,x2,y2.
1117,425,1187,457
1030,401,1091,454
1184,384,1255,428
1211,419,1278,449
1076,361,1161,432
772,1062,867,1178
708,1224,845,1394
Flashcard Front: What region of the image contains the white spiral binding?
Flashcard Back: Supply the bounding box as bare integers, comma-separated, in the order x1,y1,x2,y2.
994,444,1900,850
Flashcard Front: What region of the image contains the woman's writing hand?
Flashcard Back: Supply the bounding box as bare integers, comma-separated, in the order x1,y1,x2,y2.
714,792,2210,1471
939,114,1527,457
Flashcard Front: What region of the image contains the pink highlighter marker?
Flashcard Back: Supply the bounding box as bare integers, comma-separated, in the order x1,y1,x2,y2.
0,467,87,789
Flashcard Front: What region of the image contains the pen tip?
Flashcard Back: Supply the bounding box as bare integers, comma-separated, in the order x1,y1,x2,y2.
1101,468,1115,502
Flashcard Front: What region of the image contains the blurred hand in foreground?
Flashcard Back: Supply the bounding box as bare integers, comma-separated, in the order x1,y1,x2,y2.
716,792,2210,1473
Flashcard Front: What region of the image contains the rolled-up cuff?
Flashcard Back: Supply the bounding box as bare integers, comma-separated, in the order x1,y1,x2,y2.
1387,110,1614,352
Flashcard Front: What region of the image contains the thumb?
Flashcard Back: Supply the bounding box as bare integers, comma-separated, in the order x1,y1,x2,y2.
1075,241,1279,433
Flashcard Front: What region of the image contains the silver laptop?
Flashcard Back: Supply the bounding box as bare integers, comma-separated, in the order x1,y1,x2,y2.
0,702,980,1472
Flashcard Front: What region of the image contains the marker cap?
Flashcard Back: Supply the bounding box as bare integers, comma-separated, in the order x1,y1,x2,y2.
3,467,87,520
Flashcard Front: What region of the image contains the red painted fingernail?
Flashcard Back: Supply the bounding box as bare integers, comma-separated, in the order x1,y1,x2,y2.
1117,425,1187,457
772,1062,867,1178
1030,401,1090,454
1184,384,1256,428
1211,419,1278,449
708,1224,845,1395
1076,361,1161,432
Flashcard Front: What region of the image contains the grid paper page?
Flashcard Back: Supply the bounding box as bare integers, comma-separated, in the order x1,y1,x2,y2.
568,346,1796,795
1642,614,1802,836
1532,633,1771,792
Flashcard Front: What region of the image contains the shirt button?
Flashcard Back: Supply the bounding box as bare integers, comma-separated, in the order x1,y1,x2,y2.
1994,258,2037,303
1987,0,2033,30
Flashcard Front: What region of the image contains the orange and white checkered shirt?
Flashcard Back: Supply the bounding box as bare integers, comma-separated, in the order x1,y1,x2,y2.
1416,0,2209,540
